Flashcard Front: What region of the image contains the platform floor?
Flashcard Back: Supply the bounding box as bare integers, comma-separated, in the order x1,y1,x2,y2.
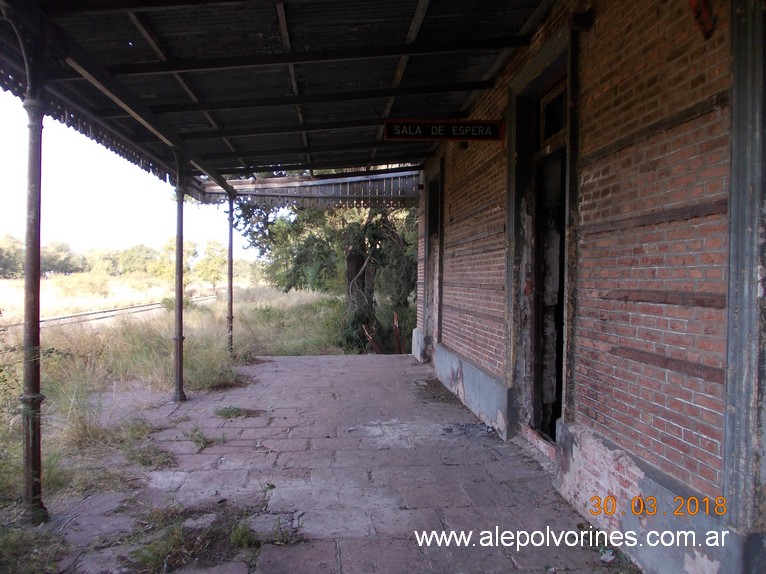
48,355,640,573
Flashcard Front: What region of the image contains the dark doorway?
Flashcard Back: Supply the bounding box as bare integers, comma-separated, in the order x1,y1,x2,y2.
533,82,566,440
424,166,444,355
533,147,566,440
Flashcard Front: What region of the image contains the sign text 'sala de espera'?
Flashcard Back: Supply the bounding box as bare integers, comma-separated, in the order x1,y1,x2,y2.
384,120,504,141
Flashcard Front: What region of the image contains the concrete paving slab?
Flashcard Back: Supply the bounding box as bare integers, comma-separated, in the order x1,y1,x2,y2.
339,539,429,573
369,507,443,537
40,355,640,574
300,509,375,539
255,541,338,574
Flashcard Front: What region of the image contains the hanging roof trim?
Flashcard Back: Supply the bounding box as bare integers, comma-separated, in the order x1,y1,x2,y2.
201,169,422,209
0,63,175,184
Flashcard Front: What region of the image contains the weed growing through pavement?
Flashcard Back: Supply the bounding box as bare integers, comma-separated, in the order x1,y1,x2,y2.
184,425,225,452
124,444,176,468
270,516,305,546
214,405,264,419
259,481,277,499
229,518,259,548
126,504,264,573
0,525,67,574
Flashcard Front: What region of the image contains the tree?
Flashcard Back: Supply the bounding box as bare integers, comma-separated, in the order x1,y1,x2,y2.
119,244,159,274
195,241,227,291
87,249,120,275
40,242,85,275
0,235,23,278
234,201,417,352
147,239,198,287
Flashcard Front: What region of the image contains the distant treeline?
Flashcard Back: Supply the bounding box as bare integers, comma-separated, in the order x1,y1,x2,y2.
0,235,254,288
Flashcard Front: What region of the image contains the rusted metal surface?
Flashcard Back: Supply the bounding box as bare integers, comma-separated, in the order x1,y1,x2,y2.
201,169,421,209
173,158,187,403
1,0,538,182
226,194,234,355
724,0,765,538
21,96,48,524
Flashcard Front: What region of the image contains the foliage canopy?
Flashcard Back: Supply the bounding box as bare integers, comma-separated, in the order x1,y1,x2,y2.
234,201,417,353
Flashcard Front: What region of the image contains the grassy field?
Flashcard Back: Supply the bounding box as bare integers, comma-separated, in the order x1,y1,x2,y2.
0,273,171,323
0,279,344,515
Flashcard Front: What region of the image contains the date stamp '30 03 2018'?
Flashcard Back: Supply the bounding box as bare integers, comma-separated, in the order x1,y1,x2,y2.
589,495,727,517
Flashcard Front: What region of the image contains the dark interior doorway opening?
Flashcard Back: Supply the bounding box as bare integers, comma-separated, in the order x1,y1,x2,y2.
533,81,566,441
424,165,444,356
534,146,566,440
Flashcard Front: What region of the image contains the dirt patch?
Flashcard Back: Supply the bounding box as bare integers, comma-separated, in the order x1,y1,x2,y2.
119,502,264,573
415,377,460,404
442,422,497,439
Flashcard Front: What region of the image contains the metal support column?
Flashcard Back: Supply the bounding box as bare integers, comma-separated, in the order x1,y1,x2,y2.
227,194,235,355
20,97,48,524
6,0,52,526
173,158,187,402
724,0,765,562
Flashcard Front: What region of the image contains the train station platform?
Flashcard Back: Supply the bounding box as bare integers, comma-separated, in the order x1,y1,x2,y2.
48,355,639,573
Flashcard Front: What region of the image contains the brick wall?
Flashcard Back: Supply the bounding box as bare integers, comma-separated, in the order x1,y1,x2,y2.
425,0,571,379
438,119,507,377
579,1,730,158
574,1,730,496
420,0,732,497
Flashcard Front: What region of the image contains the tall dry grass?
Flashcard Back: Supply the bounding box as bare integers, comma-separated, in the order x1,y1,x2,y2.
0,285,344,504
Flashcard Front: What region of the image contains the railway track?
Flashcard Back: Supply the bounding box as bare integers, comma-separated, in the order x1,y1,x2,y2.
0,295,218,330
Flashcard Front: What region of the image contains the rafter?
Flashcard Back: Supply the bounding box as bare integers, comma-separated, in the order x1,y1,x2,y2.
40,0,248,15
127,11,245,169
199,138,422,161
176,117,386,142
372,0,430,161
166,111,469,142
98,80,494,117
276,2,310,167
199,151,433,177
47,36,530,80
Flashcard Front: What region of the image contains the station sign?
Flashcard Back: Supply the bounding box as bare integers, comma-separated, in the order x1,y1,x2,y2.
384,119,504,142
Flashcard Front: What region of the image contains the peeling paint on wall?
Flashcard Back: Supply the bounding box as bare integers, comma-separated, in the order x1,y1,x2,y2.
683,549,720,574
448,362,465,403
493,408,508,436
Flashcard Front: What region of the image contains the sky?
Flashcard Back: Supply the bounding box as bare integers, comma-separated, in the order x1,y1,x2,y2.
0,89,255,259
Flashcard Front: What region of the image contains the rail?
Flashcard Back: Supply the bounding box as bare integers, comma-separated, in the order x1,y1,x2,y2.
0,295,218,330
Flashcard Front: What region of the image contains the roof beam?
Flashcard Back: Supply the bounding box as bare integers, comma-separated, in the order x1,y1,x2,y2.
199,139,423,161
169,111,469,142
372,0,429,161
40,0,247,15
100,80,495,116
128,11,245,170
201,171,422,207
130,111,469,143
177,117,385,142
47,36,530,80
201,152,432,176
276,2,310,167
0,32,180,179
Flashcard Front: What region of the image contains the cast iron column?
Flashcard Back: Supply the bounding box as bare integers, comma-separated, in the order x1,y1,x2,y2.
173,164,187,402
21,97,48,524
725,0,765,562
227,194,234,355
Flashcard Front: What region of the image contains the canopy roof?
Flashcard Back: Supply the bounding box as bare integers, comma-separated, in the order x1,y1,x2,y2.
0,0,541,202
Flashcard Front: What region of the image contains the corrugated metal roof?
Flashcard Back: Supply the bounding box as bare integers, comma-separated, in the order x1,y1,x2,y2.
0,0,538,202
